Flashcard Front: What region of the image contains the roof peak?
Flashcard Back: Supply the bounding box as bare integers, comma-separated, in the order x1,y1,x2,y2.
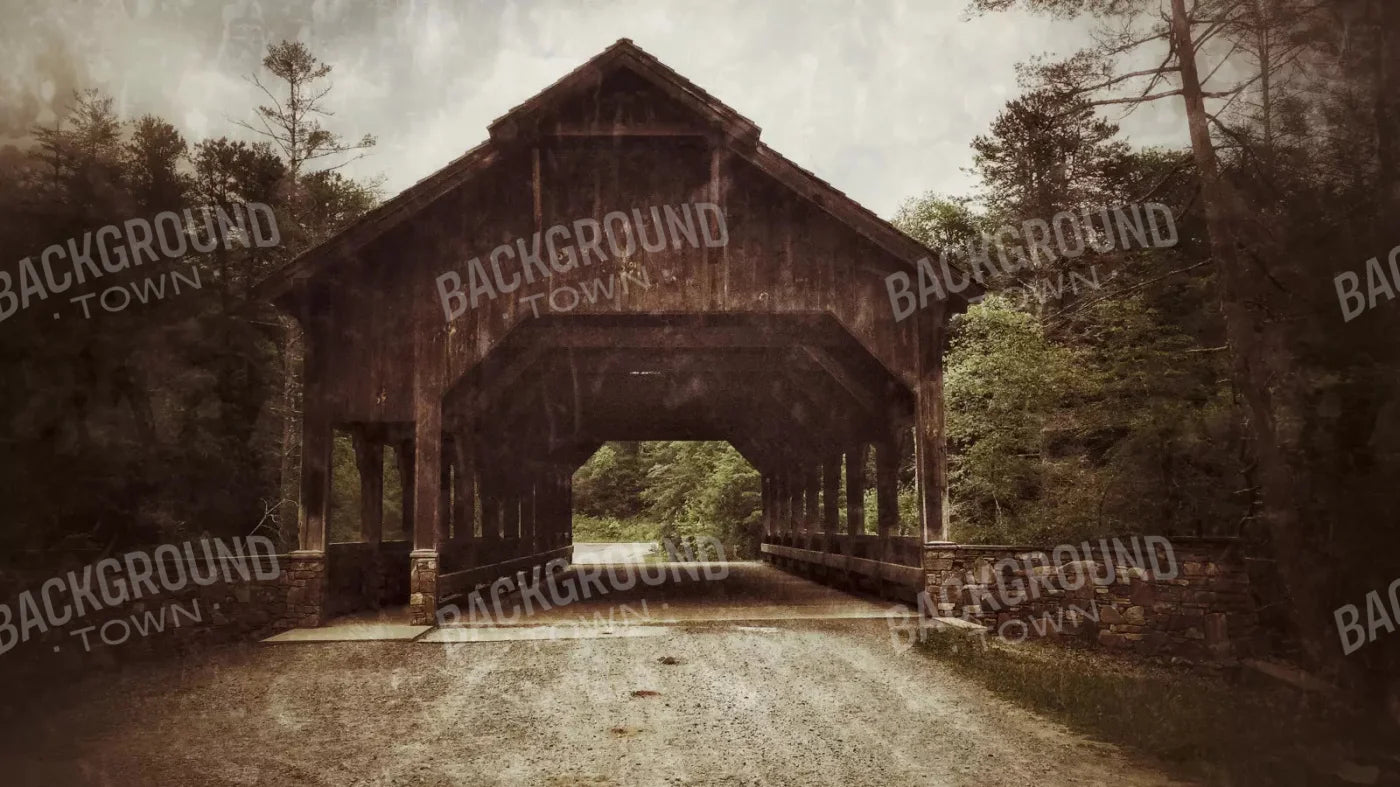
487,38,760,146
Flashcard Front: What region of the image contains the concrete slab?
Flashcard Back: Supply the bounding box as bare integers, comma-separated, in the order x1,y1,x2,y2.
419,625,670,643
261,624,430,643
435,606,899,628
928,616,989,632
572,541,657,563
436,562,897,629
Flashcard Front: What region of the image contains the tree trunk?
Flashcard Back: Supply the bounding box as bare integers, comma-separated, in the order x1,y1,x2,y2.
1169,0,1330,668
276,314,304,550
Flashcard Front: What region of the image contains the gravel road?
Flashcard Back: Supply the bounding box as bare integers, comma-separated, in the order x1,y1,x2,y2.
0,562,1190,786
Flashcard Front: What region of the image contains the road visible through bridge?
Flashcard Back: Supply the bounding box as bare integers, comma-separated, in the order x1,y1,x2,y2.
0,561,1187,786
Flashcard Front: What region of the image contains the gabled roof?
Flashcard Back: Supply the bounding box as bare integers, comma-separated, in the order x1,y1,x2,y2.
256,38,980,306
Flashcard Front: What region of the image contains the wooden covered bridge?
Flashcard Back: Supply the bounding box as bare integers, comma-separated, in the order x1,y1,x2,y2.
258,39,979,625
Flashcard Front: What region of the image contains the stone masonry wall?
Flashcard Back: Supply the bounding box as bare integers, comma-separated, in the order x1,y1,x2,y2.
923,537,1260,661
0,550,303,694
408,551,439,625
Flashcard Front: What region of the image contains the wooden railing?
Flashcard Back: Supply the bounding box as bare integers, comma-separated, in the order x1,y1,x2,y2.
436,544,573,600
760,533,924,594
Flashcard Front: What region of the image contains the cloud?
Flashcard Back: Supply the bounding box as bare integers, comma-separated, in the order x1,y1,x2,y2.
1,0,1189,218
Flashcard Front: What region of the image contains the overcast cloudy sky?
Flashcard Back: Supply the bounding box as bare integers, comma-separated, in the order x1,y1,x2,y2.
0,0,1191,218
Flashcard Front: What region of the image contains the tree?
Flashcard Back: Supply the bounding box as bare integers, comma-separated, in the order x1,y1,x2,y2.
237,40,376,226
972,0,1400,718
233,40,381,545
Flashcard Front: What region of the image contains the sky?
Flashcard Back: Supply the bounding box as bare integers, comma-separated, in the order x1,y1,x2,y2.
0,0,1193,219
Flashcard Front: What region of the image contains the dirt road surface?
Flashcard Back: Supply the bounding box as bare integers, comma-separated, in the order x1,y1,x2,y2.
0,562,1189,786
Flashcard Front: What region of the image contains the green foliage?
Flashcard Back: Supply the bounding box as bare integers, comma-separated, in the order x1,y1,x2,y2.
572,441,762,558
570,515,662,543
572,443,647,519
893,73,1245,547
0,43,378,556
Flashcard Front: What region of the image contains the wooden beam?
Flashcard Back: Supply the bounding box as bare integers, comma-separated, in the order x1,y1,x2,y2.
802,345,878,414
526,321,847,350
470,344,546,413
548,121,712,137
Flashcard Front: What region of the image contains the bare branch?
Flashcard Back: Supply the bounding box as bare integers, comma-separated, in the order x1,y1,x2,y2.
1073,65,1180,95
1088,89,1184,106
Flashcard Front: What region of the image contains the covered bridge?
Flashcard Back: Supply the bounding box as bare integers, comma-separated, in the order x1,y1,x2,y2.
257,39,978,626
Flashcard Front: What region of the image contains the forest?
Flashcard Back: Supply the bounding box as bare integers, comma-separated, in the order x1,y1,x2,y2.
1,0,1397,720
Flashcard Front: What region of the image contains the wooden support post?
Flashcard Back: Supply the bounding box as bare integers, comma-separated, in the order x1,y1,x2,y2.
439,440,452,541
411,420,442,552
822,459,840,534
562,473,573,542
915,311,948,543
768,472,778,536
451,433,474,542
846,444,866,537
782,469,795,534
761,475,772,536
408,301,445,625
524,477,538,554
546,470,562,546
795,467,807,533
503,485,521,542
876,440,898,541
297,330,331,554
804,465,820,534
292,302,331,627
352,430,383,544
875,439,900,594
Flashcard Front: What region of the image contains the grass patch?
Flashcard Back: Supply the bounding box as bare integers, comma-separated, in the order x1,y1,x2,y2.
571,515,662,543
916,631,1393,786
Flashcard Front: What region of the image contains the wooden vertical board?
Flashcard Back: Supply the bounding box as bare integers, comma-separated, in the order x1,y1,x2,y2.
760,475,770,535
439,446,452,542
297,295,332,553
822,459,840,533
780,199,795,313
503,489,520,541
702,139,717,309
397,440,415,540
804,466,820,533
532,146,543,231
563,474,573,542
876,440,898,539
846,444,866,536
786,468,799,533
